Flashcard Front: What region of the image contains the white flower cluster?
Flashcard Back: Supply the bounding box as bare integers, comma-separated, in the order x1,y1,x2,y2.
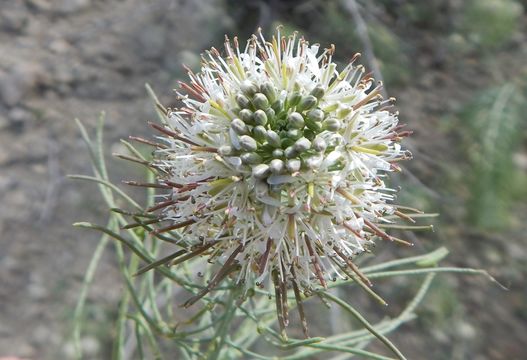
150,30,414,314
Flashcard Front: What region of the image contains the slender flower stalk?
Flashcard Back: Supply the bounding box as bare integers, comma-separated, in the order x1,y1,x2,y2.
137,28,419,335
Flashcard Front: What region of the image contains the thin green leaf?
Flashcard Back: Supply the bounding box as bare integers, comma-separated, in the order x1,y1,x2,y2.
73,222,151,262
72,227,111,359
317,291,407,360
145,83,168,124
69,175,142,211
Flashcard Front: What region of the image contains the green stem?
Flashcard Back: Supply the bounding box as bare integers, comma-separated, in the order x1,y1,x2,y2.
72,227,110,359
207,285,240,360
317,291,407,360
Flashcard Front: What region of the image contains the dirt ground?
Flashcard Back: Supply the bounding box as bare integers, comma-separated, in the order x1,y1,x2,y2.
0,1,525,359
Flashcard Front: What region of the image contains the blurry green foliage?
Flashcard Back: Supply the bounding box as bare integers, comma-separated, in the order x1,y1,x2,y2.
461,0,522,50
460,84,526,229
367,23,410,85
305,1,409,85
445,32,473,57
308,1,358,50
396,178,436,215
396,0,450,30
418,277,460,328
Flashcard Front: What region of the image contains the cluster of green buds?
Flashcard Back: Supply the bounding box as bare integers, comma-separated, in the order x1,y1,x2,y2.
220,80,341,180
141,29,421,338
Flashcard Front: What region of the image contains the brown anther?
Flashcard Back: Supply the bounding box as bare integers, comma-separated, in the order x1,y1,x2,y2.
180,107,194,115
148,122,199,146
350,52,361,63
146,199,177,213
123,180,171,189
333,246,372,286
190,146,217,153
129,136,168,149
390,163,402,172
183,245,243,308
211,47,221,57
342,222,362,238
257,239,273,276
352,86,382,110
178,81,206,102
290,265,309,338
152,219,196,234
304,236,327,289
362,217,392,241
394,210,416,223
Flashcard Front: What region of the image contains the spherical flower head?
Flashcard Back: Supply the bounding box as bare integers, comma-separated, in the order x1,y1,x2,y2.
149,29,416,325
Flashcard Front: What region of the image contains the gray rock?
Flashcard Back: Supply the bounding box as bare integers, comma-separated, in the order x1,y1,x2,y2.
55,0,91,14
53,63,76,84
48,39,73,54
27,0,52,11
456,321,477,340
62,336,100,358
0,111,8,130
0,8,29,33
0,174,17,198
137,25,166,60
8,107,36,127
0,64,45,107
27,281,47,300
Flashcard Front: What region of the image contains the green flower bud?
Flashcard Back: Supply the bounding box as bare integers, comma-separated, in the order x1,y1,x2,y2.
303,129,316,140
305,155,323,169
265,107,275,121
271,99,284,113
241,152,263,164
287,112,305,129
235,93,250,108
322,103,339,112
286,158,301,173
294,137,311,152
286,128,302,140
287,91,302,108
218,145,233,156
281,137,294,148
337,105,352,119
323,118,341,132
305,119,323,132
240,80,258,96
272,148,284,158
307,108,325,122
239,109,253,123
266,130,281,148
252,93,269,110
284,146,297,159
310,84,325,99
252,125,267,142
253,110,268,126
260,82,277,103
297,95,317,112
252,164,270,179
150,30,416,294
231,118,249,135
269,159,284,174
239,135,258,152
312,137,327,152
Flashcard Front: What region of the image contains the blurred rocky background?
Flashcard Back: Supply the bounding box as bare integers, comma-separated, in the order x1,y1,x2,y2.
0,0,525,359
